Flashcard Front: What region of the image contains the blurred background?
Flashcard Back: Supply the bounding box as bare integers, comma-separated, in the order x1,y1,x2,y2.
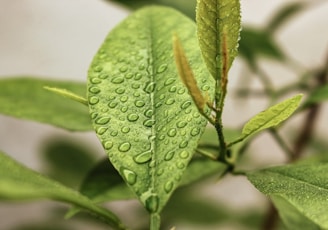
0,0,327,229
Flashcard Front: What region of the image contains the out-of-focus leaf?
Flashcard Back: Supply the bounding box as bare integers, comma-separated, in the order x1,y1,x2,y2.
106,0,197,19
302,84,328,108
247,163,328,229
239,28,284,66
0,151,126,230
40,138,97,188
267,2,305,34
0,77,92,131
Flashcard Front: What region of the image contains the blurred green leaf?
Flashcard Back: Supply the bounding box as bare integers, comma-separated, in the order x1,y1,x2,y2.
247,163,328,229
0,151,126,230
267,2,305,34
40,138,97,188
239,28,284,66
302,84,328,108
0,77,92,131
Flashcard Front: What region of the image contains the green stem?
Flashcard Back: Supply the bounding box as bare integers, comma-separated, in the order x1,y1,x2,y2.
150,213,161,230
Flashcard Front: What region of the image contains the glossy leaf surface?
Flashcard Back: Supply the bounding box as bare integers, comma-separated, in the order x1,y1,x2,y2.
0,77,91,131
0,151,125,230
247,163,328,229
241,94,302,139
87,6,214,213
196,0,241,80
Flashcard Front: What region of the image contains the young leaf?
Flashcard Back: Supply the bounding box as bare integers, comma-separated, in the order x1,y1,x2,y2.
196,0,241,80
247,163,328,229
0,151,126,230
0,77,92,131
241,94,302,139
87,6,214,214
173,34,209,119
302,84,328,108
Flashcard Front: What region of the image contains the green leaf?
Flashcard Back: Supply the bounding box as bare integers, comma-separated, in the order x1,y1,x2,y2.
196,0,241,80
239,28,284,66
241,94,302,139
0,77,92,131
44,86,88,106
247,163,328,229
267,2,305,34
0,151,126,230
303,84,328,107
87,6,214,214
106,0,197,19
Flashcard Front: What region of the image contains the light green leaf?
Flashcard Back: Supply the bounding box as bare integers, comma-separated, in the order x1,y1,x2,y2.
241,94,302,139
87,6,214,214
196,0,241,80
247,163,328,229
0,77,92,131
0,151,126,230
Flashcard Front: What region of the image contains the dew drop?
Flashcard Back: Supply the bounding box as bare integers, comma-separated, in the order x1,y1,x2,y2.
201,84,210,91
99,73,109,79
108,101,118,108
104,141,113,150
144,82,156,93
121,167,137,185
181,101,192,109
164,150,175,161
143,119,155,127
190,127,200,136
120,95,128,102
120,106,128,113
90,77,101,84
89,96,99,105
158,135,165,140
115,87,125,94
119,66,128,72
164,181,174,193
118,142,131,152
111,76,124,84
89,86,101,94
164,77,175,86
176,121,187,128
177,88,186,94
157,168,164,176
121,126,130,133
127,113,139,122
159,94,166,100
157,64,168,73
90,112,98,119
179,150,189,159
134,150,152,164
167,128,177,137
165,98,175,105
95,117,110,125
144,109,153,118
155,102,163,108
110,130,118,137
145,194,159,213
169,85,177,92
96,127,107,135
179,141,188,148
149,160,156,168
139,63,146,70
134,73,143,80
132,83,140,89
93,65,103,72
135,100,145,107
125,73,133,79
176,162,185,169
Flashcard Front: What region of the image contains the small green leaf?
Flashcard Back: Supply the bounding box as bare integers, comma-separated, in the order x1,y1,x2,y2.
87,6,214,214
0,151,126,230
241,94,302,139
303,84,328,107
247,163,328,229
196,0,241,80
0,77,92,131
44,86,88,106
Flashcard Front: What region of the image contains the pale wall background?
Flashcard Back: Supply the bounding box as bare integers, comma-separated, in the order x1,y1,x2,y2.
0,0,327,229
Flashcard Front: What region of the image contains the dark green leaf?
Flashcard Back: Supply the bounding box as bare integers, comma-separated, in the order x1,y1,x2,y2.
303,84,328,107
247,163,328,229
87,6,214,213
0,151,126,230
0,77,92,131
